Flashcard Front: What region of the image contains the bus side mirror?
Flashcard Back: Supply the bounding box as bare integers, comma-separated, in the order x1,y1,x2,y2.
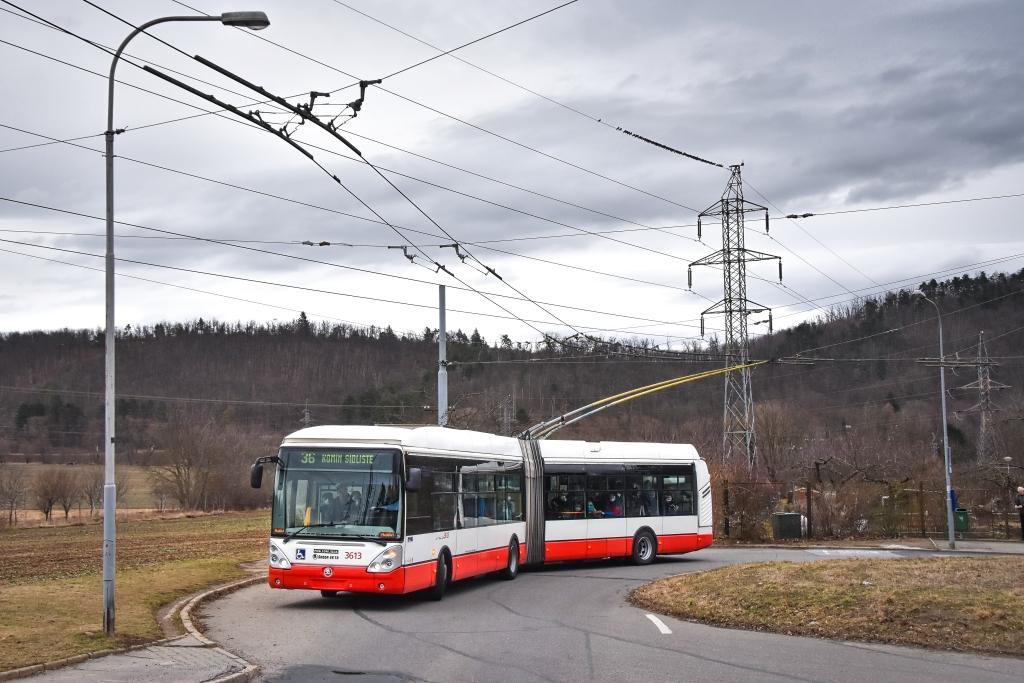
406,467,422,493
250,462,264,489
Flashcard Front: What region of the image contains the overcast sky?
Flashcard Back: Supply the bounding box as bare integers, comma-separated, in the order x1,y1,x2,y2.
1,0,1022,347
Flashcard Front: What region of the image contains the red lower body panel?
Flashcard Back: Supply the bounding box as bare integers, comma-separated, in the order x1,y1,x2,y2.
269,540,525,595
544,532,712,562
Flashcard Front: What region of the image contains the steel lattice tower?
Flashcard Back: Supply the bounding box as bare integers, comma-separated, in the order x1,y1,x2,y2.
958,331,1009,461
689,164,781,467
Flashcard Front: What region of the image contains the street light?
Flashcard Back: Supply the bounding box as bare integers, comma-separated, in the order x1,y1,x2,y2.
103,10,269,636
912,289,955,549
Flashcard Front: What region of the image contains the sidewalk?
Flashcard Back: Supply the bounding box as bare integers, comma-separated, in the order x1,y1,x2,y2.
1,575,262,683
14,636,253,683
941,538,1024,554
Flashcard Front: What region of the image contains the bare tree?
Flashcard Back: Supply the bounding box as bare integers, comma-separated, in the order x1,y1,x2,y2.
33,469,62,522
81,466,104,517
0,465,27,526
54,469,80,520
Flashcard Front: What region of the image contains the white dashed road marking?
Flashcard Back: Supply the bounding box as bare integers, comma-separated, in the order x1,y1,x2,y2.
645,613,672,635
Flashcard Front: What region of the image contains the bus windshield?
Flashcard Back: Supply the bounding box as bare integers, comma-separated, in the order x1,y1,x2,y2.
272,447,402,540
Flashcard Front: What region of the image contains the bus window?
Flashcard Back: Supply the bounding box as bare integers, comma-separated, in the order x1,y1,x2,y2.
545,491,584,520
660,472,695,516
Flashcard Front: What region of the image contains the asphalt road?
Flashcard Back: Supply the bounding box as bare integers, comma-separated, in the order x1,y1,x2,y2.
202,547,1024,683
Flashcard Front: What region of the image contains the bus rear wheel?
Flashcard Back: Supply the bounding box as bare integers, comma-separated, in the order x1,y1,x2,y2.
498,539,519,580
632,531,656,565
428,553,449,601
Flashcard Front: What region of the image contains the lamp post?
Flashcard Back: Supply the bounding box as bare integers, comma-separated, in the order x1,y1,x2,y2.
103,10,269,636
912,290,955,549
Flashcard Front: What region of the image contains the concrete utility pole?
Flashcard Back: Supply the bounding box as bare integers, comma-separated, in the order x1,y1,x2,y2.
689,164,781,468
912,290,956,550
957,331,1009,461
102,9,270,636
438,285,448,427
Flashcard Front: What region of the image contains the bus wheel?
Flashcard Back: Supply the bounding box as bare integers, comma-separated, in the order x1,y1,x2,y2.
632,531,656,565
429,554,449,601
498,539,519,580
320,590,338,598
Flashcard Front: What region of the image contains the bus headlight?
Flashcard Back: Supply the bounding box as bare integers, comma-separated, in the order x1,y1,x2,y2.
269,541,291,569
366,545,402,573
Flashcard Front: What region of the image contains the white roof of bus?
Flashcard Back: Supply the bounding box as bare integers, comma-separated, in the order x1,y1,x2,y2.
280,426,700,464
537,439,700,464
280,425,522,458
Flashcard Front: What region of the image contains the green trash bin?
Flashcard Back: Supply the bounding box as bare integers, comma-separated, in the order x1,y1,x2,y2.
954,508,970,532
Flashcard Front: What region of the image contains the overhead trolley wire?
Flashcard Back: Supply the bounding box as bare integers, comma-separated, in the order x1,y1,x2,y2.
0,236,704,336
329,0,724,169
168,0,701,213
0,196,710,333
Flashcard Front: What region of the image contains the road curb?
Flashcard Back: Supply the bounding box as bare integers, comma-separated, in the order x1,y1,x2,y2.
717,542,1024,555
178,574,265,682
0,574,264,682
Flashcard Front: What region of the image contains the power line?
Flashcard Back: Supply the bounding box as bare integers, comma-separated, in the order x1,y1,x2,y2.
167,0,701,213
329,0,724,169
745,178,879,288
0,383,424,410
0,244,385,333
0,237,713,340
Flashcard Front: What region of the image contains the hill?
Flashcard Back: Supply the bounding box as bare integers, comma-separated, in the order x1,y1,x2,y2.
1,270,1022,534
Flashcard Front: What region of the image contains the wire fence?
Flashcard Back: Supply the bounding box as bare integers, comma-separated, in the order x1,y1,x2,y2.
719,480,1023,542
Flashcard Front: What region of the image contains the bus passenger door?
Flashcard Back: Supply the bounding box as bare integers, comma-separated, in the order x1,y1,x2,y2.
453,486,479,579
586,473,625,558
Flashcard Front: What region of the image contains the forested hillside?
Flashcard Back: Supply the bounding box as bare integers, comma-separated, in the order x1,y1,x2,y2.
2,270,1023,526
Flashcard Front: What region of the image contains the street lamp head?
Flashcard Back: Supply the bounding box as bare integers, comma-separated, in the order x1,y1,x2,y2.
911,289,926,298
219,11,270,29
1005,456,1013,463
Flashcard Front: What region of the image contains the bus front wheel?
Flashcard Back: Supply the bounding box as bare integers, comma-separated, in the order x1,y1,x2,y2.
498,539,519,580
429,553,449,601
632,531,656,565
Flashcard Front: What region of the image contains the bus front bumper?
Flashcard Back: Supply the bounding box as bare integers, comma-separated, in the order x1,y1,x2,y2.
269,564,407,594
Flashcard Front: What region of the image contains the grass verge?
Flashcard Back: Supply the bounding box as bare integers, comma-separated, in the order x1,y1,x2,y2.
0,510,267,671
631,557,1024,656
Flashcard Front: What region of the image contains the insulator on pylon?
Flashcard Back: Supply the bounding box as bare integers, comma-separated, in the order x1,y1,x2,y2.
765,211,770,234
687,267,693,289
697,217,702,240
768,310,774,334
700,316,705,337
778,260,783,281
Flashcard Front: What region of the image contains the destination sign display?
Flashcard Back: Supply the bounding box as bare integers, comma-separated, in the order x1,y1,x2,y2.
282,448,396,469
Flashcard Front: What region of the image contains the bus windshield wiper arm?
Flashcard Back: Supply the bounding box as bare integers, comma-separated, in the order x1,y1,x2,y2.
282,523,337,543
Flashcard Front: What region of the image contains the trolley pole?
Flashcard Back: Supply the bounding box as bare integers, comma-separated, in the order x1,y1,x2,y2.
438,285,448,426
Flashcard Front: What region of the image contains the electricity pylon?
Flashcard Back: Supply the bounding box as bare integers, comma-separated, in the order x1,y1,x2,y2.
689,164,782,468
957,331,1009,461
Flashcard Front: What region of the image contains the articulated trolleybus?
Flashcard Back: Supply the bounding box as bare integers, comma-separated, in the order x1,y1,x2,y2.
250,425,712,599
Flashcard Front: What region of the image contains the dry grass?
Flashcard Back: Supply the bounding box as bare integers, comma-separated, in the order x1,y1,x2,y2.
0,510,268,672
631,557,1024,655
0,510,267,584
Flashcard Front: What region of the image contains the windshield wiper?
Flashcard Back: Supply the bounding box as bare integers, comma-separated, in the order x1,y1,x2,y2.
333,534,388,546
282,523,337,543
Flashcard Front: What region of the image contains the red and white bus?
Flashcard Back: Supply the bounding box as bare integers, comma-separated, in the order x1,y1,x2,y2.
250,425,712,599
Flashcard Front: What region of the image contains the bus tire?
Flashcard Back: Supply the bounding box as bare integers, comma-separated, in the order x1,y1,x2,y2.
320,590,338,598
632,530,656,565
498,538,519,580
429,552,450,601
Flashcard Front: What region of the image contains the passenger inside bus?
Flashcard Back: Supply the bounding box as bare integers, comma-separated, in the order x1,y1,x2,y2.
605,493,623,517
663,493,681,515
319,492,336,523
